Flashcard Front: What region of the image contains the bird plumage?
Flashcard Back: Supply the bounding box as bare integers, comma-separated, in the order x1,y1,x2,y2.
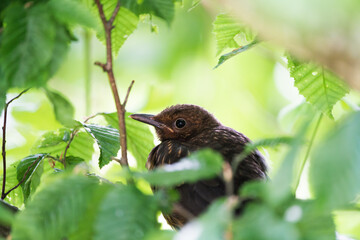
130,104,267,229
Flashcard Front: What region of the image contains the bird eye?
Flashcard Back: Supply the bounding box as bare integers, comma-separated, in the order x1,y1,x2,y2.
175,118,186,129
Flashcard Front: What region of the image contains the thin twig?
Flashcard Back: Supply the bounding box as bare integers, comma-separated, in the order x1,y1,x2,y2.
3,156,41,199
1,89,29,199
108,0,121,25
61,114,97,168
62,130,77,168
294,113,323,191
123,80,135,108
94,0,135,167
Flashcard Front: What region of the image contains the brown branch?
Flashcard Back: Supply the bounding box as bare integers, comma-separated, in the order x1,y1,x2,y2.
61,130,77,168
94,0,135,167
1,89,29,200
61,114,98,168
123,80,135,108
108,0,121,25
3,156,41,199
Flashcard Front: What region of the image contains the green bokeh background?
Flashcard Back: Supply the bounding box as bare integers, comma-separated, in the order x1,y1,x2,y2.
2,0,359,198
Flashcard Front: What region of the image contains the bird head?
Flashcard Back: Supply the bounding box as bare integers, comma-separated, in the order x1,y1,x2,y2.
130,104,221,141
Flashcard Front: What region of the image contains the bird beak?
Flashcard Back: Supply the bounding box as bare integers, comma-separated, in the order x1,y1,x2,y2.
129,114,174,133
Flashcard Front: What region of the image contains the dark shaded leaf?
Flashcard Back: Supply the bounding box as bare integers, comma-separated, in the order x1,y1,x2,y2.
310,111,360,211
16,154,45,201
94,184,160,240
102,112,155,169
0,202,15,226
48,0,98,28
0,3,55,88
44,88,76,127
11,175,111,240
122,0,175,24
134,149,223,187
83,124,120,168
65,156,85,169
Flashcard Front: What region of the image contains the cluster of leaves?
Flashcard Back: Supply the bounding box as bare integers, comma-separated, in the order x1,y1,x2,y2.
1,109,360,239
0,0,179,112
0,1,360,240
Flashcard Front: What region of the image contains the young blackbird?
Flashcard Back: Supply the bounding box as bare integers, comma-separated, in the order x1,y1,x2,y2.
130,104,267,229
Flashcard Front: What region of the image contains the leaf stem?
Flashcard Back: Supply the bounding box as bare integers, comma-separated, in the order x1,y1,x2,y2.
94,0,135,167
1,89,29,199
294,113,323,192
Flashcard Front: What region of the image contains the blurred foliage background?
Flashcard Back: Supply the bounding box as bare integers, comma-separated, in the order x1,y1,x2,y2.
1,0,360,239
5,0,359,179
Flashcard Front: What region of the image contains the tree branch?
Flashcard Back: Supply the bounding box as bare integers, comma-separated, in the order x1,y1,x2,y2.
108,0,121,25
94,0,135,167
123,80,135,108
1,89,29,200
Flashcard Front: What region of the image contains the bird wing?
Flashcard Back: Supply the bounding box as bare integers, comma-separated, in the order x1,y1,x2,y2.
147,140,226,217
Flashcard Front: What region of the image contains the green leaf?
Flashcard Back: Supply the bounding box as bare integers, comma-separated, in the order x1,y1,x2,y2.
213,13,256,55
144,230,175,240
44,88,76,127
32,130,95,162
16,154,45,201
48,0,98,28
94,184,160,240
32,128,71,151
102,112,155,169
67,132,95,161
334,210,360,240
11,175,111,240
233,135,293,171
214,40,258,69
43,24,71,79
65,156,85,169
287,56,349,119
122,0,175,25
175,198,234,240
145,0,175,25
134,149,223,187
0,3,55,88
310,111,360,211
83,124,120,168
96,3,138,56
0,162,24,206
0,201,15,226
0,67,6,113
270,121,310,203
233,204,298,240
295,201,335,240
